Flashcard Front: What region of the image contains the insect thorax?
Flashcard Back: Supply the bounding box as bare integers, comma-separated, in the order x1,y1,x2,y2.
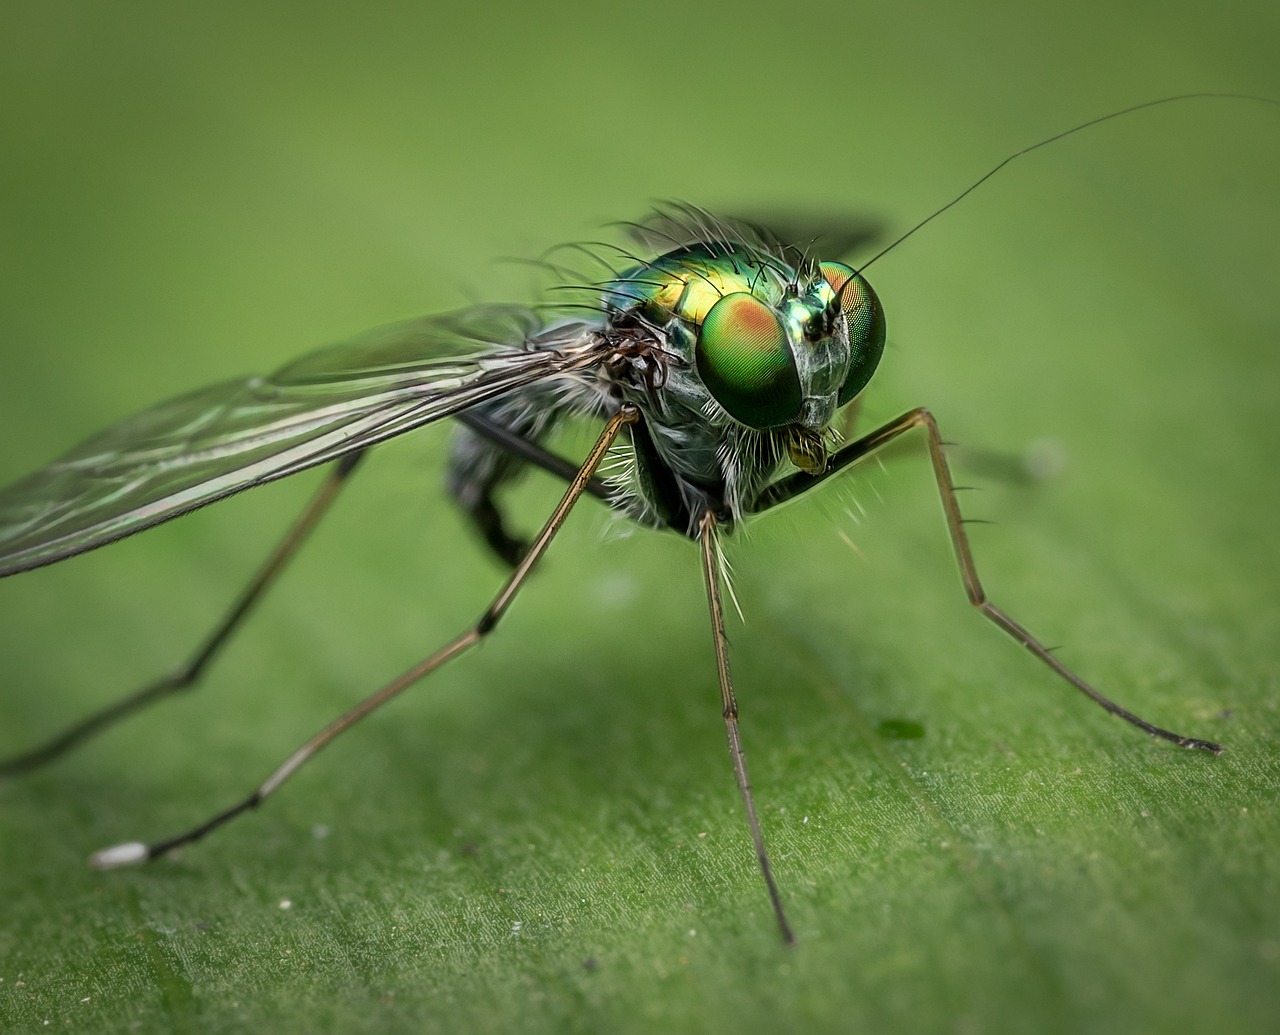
447,235,884,546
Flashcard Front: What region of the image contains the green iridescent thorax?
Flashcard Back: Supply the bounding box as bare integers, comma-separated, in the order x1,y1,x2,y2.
602,245,789,334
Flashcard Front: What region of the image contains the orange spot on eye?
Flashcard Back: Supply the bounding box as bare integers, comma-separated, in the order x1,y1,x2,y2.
820,263,852,294
734,300,781,340
820,262,861,319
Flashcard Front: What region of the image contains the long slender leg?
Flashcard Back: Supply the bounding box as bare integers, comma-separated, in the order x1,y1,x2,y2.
451,410,615,566
90,405,639,870
753,408,1221,754
0,451,367,777
698,510,795,945
454,410,612,504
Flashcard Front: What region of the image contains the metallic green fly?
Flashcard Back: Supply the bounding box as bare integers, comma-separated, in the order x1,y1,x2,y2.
2,95,1261,944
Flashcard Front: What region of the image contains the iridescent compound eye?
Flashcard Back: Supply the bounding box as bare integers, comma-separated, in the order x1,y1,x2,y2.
820,261,887,405
695,292,802,429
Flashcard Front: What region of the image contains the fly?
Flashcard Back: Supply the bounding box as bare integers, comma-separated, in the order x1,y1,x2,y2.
0,94,1270,945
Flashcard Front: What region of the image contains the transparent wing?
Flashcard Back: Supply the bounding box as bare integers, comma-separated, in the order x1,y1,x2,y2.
0,305,607,575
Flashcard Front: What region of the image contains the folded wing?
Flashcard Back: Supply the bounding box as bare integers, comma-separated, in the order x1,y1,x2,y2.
0,306,604,575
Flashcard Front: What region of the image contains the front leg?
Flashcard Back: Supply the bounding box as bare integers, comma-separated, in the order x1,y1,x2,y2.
751,407,1221,754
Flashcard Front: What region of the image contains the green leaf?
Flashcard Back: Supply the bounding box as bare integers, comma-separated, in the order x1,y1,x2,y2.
1,4,1277,1034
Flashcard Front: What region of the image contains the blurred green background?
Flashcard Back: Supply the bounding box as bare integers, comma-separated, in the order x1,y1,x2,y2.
1,2,1277,1033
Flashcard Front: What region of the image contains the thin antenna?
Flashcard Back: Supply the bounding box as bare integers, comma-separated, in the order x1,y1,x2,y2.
856,93,1278,274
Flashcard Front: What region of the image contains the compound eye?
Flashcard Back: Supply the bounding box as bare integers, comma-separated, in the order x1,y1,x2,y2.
695,292,802,429
821,261,887,405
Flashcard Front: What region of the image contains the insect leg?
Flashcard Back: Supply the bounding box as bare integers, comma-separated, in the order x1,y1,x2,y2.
454,410,612,504
89,405,639,870
698,509,795,945
752,408,1222,754
0,450,367,777
451,409,614,565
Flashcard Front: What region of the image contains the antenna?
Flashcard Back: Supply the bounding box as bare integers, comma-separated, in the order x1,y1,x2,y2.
855,93,1278,274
